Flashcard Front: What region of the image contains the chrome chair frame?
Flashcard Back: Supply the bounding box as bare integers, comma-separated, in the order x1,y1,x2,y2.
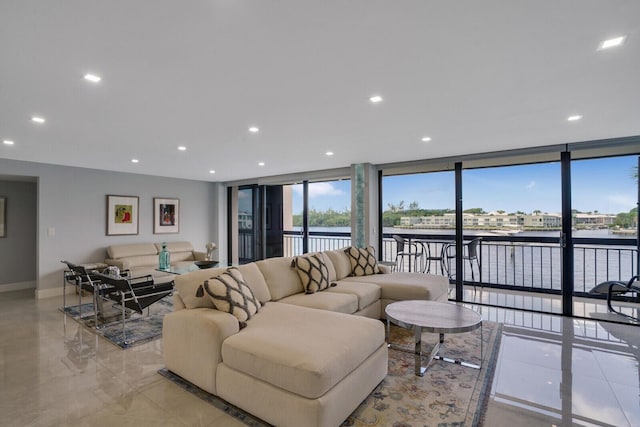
61,260,112,327
93,272,173,346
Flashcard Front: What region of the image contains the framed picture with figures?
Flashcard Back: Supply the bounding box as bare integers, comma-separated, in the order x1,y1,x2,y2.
154,197,179,234
106,195,139,235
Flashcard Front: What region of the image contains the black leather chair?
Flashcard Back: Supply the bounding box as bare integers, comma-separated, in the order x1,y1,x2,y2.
93,272,173,345
61,260,111,326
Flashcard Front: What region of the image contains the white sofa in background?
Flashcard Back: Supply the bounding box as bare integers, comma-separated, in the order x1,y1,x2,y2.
105,241,205,282
163,247,449,427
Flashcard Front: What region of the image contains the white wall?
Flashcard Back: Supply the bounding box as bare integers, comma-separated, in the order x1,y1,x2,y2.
0,180,37,289
0,158,220,298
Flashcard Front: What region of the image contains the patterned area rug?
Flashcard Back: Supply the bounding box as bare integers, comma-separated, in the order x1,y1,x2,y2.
159,320,502,427
60,297,172,349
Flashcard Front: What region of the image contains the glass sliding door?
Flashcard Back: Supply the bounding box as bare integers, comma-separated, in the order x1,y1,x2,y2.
237,186,259,263
282,179,352,256
461,162,562,313
571,155,639,322
381,171,455,273
283,183,304,256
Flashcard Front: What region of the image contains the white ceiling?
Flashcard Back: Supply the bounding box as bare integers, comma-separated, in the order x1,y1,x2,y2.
1,1,639,183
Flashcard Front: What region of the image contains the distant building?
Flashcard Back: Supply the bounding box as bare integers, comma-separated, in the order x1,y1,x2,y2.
400,211,565,228
523,213,562,228
573,213,616,226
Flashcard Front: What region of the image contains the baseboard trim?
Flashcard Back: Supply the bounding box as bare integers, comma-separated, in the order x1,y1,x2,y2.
35,285,76,299
0,280,37,293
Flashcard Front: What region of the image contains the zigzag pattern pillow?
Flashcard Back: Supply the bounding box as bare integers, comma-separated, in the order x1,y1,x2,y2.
345,246,380,276
202,267,261,328
292,253,330,294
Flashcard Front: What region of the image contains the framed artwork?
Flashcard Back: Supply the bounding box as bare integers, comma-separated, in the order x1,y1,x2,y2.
154,197,179,234
106,195,139,235
0,196,5,238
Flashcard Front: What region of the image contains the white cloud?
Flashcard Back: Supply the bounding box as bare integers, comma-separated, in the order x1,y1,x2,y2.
606,194,636,211
525,181,536,190
292,182,345,198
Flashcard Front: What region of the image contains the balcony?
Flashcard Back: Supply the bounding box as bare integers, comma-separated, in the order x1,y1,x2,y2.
281,230,640,323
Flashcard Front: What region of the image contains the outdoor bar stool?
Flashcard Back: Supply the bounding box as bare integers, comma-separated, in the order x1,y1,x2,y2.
392,235,425,272
442,238,483,291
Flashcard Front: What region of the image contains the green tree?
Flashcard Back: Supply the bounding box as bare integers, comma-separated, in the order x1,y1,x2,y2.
614,207,638,228
463,208,486,214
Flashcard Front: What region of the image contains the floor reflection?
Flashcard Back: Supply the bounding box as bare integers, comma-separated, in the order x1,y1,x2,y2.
484,311,639,427
1,287,639,427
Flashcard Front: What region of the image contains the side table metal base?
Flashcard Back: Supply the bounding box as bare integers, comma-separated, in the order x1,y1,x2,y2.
387,322,483,376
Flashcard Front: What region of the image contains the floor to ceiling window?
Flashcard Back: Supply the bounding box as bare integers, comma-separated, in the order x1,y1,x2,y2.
237,186,257,263
283,179,352,256
571,155,639,321
381,170,455,273
461,162,563,312
379,143,640,323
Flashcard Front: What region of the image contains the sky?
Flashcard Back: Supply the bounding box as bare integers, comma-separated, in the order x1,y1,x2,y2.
285,155,638,215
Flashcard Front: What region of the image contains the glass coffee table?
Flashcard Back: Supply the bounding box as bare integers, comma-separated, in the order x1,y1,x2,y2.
156,260,219,275
385,300,483,376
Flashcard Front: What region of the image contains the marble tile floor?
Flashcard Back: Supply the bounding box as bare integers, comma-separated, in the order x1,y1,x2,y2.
1,288,639,427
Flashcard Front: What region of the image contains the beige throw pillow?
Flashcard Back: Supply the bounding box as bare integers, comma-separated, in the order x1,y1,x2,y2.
292,253,330,294
345,246,380,276
202,267,261,328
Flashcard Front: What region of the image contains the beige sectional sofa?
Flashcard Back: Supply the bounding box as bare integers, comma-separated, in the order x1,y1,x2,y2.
105,241,205,282
163,248,448,427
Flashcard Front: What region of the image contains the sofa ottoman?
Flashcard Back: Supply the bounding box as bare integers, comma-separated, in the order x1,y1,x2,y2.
216,302,388,427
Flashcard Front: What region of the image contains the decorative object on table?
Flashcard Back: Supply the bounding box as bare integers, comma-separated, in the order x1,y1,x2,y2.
0,196,6,237
194,260,218,269
102,265,121,277
205,242,217,261
158,242,170,270
106,195,139,236
159,321,503,427
153,197,179,234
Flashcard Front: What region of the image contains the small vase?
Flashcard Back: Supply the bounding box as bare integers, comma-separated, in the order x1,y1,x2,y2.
159,243,170,270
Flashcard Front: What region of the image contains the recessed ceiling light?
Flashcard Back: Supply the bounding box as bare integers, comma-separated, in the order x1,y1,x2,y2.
209,170,216,174
258,162,265,166
249,126,260,133
131,159,139,163
567,115,582,122
325,151,334,156
178,146,187,151
599,35,626,50
31,116,45,124
3,140,14,145
421,136,432,142
83,73,102,83
369,95,383,103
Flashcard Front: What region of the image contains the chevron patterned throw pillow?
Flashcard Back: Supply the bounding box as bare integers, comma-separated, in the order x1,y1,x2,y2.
345,246,380,276
202,267,261,328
